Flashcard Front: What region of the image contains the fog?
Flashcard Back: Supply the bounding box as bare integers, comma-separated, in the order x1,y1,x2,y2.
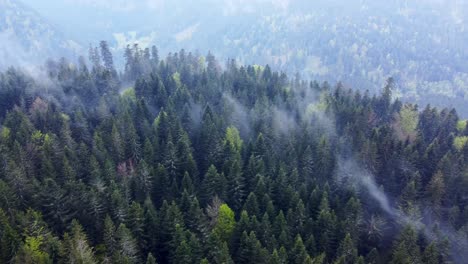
0,1,467,263
337,157,468,263
2,0,464,115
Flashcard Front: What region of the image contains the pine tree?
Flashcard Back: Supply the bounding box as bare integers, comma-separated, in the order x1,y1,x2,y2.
127,202,145,252
289,235,310,264
391,226,422,264
422,243,439,264
270,248,287,264
142,198,159,255
207,239,233,264
62,220,97,264
103,215,117,257
13,235,51,264
243,192,260,218
236,231,268,263
201,165,226,204
227,160,246,211
159,201,184,262
115,223,140,263
146,253,157,264
335,233,357,264
426,170,445,210
170,224,193,264
0,208,20,263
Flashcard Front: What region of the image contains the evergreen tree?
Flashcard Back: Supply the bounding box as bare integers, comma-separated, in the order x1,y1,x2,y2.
0,44,464,264
335,233,357,264
391,226,422,264
146,253,157,264
289,235,310,264
115,223,140,263
62,220,97,264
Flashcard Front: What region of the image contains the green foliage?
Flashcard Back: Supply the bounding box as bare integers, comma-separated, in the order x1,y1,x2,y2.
391,226,421,264
0,209,20,262
121,87,136,101
311,253,326,264
290,235,310,264
62,220,97,264
0,47,464,264
236,231,268,263
212,204,236,242
173,72,182,88
13,235,51,264
1,126,10,140
115,223,139,263
422,243,439,264
146,253,157,264
336,233,357,264
426,171,446,208
393,104,419,140
456,120,467,132
224,126,243,153
453,136,468,150
399,105,418,134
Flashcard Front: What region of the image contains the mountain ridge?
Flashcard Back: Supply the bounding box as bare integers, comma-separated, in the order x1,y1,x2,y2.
0,0,82,69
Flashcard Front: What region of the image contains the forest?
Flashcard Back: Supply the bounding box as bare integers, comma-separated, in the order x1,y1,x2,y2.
0,42,467,263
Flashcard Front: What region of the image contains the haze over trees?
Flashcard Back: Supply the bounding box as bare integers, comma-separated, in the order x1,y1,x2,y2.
0,43,467,263
3,0,468,116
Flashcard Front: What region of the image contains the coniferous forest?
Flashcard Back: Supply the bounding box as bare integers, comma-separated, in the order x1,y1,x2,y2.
0,43,467,263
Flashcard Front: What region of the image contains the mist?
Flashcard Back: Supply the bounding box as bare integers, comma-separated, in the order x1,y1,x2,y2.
337,157,468,263
4,0,467,117
0,0,467,263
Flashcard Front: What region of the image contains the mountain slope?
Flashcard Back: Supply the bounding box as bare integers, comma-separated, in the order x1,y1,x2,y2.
147,0,468,115
9,0,468,116
0,47,467,263
0,0,81,69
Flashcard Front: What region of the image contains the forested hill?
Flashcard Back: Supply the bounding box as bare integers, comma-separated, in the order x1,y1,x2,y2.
8,0,468,116
0,44,467,264
0,0,81,69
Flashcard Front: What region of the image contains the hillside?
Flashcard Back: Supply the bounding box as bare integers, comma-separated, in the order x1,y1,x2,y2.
0,46,467,263
0,0,81,69
19,0,468,116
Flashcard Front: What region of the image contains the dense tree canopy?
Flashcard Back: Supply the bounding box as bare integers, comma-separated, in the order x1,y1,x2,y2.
0,42,467,263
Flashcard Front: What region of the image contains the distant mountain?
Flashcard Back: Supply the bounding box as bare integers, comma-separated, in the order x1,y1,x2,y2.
137,0,468,116
0,0,82,69
10,0,468,116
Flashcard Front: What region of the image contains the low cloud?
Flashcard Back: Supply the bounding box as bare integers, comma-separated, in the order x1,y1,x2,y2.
337,157,468,263
174,23,200,43
223,93,252,138
113,31,158,50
